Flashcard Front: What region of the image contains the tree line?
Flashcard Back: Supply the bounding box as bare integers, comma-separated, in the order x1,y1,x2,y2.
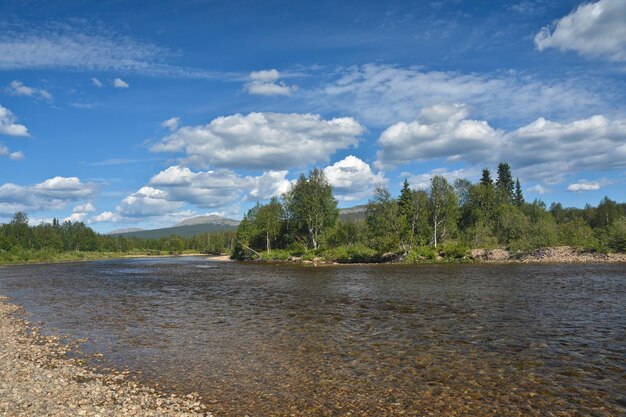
0,213,235,264
235,163,626,261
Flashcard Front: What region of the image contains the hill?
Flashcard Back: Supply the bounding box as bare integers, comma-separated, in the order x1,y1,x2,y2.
108,216,239,239
339,204,369,222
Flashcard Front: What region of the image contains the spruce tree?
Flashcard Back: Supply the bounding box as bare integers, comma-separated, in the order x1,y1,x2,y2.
495,162,514,202
480,168,493,187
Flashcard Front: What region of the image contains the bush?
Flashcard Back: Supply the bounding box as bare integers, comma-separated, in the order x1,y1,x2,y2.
607,217,626,253
320,245,379,263
439,242,470,258
404,246,438,263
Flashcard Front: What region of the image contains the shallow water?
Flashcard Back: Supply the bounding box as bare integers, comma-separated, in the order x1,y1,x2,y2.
1,258,625,416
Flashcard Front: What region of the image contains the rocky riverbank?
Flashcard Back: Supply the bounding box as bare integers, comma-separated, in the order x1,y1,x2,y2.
470,246,626,263
0,295,214,417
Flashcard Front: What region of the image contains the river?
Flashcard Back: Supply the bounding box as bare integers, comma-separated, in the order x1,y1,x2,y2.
1,257,624,416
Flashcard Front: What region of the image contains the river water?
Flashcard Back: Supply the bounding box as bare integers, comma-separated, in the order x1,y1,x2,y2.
0,257,624,416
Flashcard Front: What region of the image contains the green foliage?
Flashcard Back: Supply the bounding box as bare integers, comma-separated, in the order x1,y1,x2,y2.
606,216,626,252
366,185,405,252
495,162,514,203
320,245,379,263
438,242,470,259
428,175,458,247
558,218,598,250
404,246,438,263
283,169,339,250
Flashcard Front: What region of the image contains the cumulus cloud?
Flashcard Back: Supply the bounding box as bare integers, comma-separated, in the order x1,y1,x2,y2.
403,167,478,190
0,176,95,215
317,64,604,126
567,180,602,192
64,203,96,223
91,77,103,87
0,105,29,137
0,144,24,160
535,0,626,62
246,69,296,96
247,170,291,200
149,166,246,208
116,186,184,217
376,105,626,184
323,156,386,201
6,80,53,102
151,112,364,170
91,211,121,223
113,78,129,88
161,116,180,131
377,104,500,168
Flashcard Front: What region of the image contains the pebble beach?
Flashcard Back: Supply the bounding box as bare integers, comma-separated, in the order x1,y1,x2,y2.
0,295,214,417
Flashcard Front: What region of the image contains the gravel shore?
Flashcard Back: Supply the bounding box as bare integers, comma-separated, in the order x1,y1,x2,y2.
0,295,215,417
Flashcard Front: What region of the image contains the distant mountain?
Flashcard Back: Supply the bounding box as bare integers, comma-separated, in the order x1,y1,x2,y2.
175,215,239,227
108,215,239,239
106,227,144,235
108,208,366,240
339,204,369,222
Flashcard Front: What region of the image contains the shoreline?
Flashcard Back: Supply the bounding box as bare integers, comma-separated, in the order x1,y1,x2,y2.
0,253,231,268
243,246,626,266
0,294,215,417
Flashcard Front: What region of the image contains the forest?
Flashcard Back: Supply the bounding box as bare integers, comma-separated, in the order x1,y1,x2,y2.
1,163,625,265
234,163,626,262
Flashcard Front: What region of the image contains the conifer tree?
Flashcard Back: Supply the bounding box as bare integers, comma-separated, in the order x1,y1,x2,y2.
495,162,514,202
480,168,493,187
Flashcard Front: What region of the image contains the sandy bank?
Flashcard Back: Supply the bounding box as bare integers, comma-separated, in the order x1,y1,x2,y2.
0,295,214,417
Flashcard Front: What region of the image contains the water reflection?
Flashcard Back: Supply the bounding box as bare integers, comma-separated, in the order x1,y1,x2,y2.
1,258,624,416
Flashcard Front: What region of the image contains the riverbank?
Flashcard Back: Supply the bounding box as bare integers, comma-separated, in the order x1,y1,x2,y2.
243,246,626,265
0,251,227,267
0,294,214,417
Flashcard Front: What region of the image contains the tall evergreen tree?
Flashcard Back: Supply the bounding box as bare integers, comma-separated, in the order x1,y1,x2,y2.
495,162,514,202
514,178,524,206
480,168,493,187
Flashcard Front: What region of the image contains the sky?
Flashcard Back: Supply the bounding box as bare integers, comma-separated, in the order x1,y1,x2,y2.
0,0,625,232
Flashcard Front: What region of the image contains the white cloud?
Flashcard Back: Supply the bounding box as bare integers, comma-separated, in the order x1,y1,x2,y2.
317,64,604,126
0,176,95,215
161,116,180,131
116,186,184,217
151,112,364,170
63,202,96,223
567,180,601,192
91,77,103,87
323,156,386,201
113,78,129,88
377,105,626,183
527,184,549,195
0,145,24,160
0,105,29,136
246,69,296,96
149,165,246,208
91,211,121,223
248,170,291,200
404,167,477,190
535,0,626,62
0,24,226,79
7,80,53,102
377,104,500,168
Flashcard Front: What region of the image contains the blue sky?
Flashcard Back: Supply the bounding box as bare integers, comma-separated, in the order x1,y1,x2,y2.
1,0,625,232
